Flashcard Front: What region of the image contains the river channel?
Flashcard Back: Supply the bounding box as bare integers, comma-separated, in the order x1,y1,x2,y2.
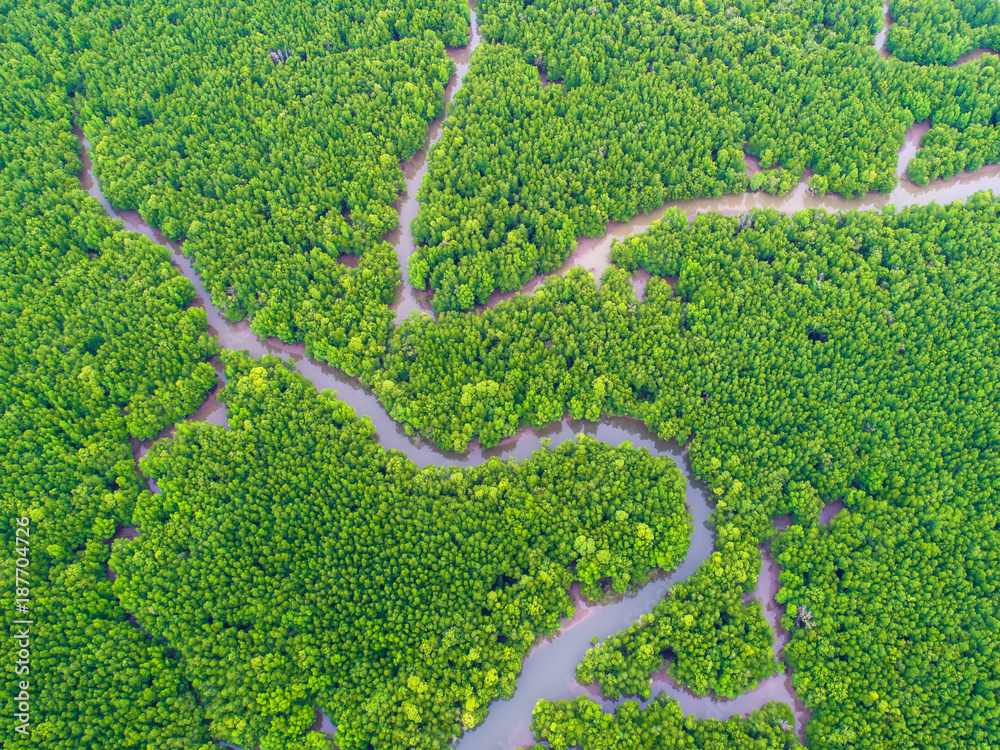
78,4,997,746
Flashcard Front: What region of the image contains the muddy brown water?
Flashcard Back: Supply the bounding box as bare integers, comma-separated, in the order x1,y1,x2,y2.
469,496,854,749
460,438,722,750
874,0,893,59
874,0,998,65
77,9,996,745
396,0,1000,316
953,47,1000,65
482,119,1000,309
388,3,482,323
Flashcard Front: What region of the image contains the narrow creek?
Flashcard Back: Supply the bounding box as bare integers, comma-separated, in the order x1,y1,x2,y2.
397,0,1000,314
482,116,999,309
874,0,893,58
388,1,481,323
78,5,997,745
874,0,998,63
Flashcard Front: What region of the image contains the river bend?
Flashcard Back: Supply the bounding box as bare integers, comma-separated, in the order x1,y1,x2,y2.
78,4,997,745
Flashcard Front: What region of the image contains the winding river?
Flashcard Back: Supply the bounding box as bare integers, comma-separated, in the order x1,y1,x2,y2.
78,4,999,747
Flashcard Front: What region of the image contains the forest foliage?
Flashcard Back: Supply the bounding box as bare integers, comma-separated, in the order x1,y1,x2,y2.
407,0,1000,309
908,120,1000,184
575,506,781,701
5,0,1000,748
887,0,999,65
522,695,800,750
18,0,1000,330
375,194,1000,748
111,351,691,750
1,4,218,746
71,0,468,376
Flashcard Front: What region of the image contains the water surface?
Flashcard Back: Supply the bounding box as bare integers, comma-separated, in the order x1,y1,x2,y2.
483,119,998,308
75,17,999,744
388,6,483,323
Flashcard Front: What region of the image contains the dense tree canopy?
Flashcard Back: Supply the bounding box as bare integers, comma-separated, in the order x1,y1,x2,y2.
523,695,801,750
1,4,218,746
5,0,1000,748
908,120,1000,184
112,351,691,750
373,193,1000,748
772,483,999,747
18,0,999,321
408,44,749,311
70,0,468,375
409,0,1000,309
375,267,684,452
576,508,781,701
888,0,999,65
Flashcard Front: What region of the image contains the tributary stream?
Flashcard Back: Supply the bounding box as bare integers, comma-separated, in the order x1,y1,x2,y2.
76,4,998,746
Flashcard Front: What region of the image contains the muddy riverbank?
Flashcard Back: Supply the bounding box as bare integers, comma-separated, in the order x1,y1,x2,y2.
874,0,998,65
388,5,483,323
75,11,996,744
481,119,997,309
